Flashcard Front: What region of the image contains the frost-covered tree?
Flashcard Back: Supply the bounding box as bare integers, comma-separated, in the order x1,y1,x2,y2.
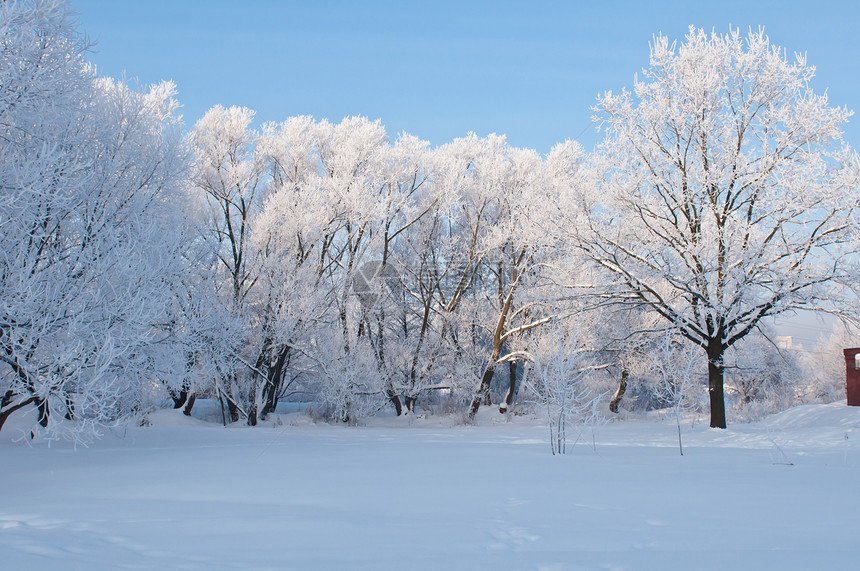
0,0,188,438
254,116,410,422
801,323,858,404
290,117,390,422
580,27,860,428
722,326,805,420
424,135,584,418
524,321,605,455
358,133,434,414
188,105,267,423
465,139,585,419
190,105,265,307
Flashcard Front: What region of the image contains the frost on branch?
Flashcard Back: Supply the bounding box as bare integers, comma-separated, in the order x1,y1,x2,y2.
524,321,606,455
581,26,860,428
0,0,189,439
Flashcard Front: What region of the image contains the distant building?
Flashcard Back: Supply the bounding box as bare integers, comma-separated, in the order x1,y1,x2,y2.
777,336,793,350
844,348,860,406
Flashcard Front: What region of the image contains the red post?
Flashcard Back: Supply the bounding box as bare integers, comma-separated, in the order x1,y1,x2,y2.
843,348,860,406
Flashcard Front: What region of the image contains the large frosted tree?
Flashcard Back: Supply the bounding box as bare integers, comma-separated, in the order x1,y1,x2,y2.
580,27,860,428
0,0,188,437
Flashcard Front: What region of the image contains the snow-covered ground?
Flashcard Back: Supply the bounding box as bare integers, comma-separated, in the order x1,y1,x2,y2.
2,403,859,570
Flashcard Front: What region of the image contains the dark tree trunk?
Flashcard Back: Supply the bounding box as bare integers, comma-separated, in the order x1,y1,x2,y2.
500,359,518,413
227,392,240,423
170,387,189,409
388,390,403,416
259,344,292,420
0,365,44,433
609,367,629,414
218,391,228,426
261,388,279,419
468,364,496,419
228,402,240,423
406,287,433,417
171,352,196,410
260,346,287,419
183,394,196,416
222,372,241,423
707,341,727,429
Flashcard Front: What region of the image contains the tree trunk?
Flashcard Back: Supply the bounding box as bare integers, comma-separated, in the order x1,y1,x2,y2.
707,341,727,429
609,367,629,414
228,400,240,423
500,359,517,413
261,344,291,419
217,391,228,426
468,364,496,419
388,390,403,416
171,352,196,409
183,394,196,416
260,388,278,419
226,383,241,423
170,387,189,409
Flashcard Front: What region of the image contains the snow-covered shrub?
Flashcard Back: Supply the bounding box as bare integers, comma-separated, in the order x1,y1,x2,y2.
798,325,857,404
724,331,804,422
524,322,606,455
650,330,700,455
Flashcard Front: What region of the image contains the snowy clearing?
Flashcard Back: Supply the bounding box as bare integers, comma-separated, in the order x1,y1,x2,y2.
2,403,859,570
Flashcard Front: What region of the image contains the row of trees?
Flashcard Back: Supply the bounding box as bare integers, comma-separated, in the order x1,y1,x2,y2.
182,108,586,426
2,1,858,439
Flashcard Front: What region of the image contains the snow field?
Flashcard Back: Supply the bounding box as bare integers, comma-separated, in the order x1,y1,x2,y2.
1,403,859,570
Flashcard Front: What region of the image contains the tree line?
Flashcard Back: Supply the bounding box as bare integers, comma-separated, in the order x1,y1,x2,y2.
2,0,858,440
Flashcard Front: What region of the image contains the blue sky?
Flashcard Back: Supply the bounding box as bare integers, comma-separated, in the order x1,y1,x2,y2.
73,0,859,154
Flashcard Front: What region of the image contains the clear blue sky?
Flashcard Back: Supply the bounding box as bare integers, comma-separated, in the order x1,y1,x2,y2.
73,0,859,154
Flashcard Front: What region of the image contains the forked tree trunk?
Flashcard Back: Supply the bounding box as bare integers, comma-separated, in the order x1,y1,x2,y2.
217,391,228,426
376,305,404,416
170,387,189,409
468,364,496,419
260,345,289,419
